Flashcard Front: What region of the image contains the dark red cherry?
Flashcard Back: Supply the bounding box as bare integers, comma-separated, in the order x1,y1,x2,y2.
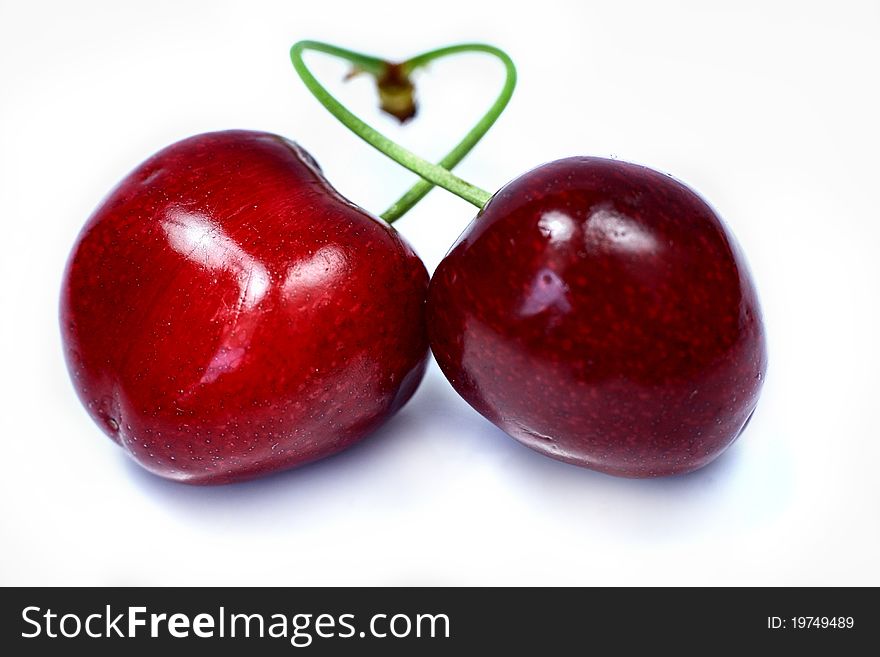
61,130,428,484
428,157,766,477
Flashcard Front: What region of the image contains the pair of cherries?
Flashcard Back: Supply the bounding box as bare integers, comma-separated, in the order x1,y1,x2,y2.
60,41,766,484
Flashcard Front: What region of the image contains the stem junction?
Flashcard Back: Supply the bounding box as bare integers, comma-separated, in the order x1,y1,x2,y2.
290,40,516,222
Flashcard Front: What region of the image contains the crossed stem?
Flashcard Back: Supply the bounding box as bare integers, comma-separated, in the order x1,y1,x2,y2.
289,40,516,222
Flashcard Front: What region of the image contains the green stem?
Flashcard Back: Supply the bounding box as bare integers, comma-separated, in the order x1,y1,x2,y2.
290,40,513,221
289,40,386,77
383,43,515,221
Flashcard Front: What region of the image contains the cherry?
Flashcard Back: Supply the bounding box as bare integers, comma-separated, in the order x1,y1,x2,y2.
427,158,767,477
61,41,515,485
61,130,429,484
290,41,766,478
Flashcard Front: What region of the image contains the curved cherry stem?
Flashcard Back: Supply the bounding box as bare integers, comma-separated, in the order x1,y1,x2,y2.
290,40,515,222
384,44,516,221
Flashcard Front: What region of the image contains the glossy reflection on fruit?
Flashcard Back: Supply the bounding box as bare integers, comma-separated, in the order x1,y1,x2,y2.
428,157,766,477
61,130,429,484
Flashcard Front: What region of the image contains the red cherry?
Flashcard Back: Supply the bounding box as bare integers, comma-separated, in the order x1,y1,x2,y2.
61,130,428,484
428,157,767,477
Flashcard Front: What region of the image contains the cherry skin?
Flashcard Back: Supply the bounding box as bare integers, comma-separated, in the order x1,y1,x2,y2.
61,130,429,484
428,157,767,477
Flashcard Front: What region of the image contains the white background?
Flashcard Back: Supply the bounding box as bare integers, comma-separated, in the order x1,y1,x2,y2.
1,0,878,586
